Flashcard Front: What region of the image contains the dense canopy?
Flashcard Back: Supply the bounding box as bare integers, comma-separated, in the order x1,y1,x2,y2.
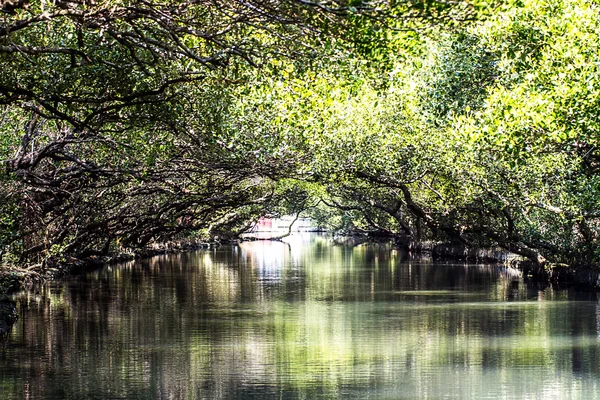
1,0,599,271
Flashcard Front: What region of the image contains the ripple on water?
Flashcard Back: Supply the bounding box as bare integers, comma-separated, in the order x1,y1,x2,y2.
3,235,600,399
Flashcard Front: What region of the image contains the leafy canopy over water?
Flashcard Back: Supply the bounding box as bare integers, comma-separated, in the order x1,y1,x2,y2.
1,0,599,268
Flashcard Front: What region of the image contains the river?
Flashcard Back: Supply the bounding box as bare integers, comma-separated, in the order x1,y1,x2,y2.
2,234,600,399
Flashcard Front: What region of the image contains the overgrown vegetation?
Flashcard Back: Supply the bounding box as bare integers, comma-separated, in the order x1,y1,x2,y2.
1,0,599,273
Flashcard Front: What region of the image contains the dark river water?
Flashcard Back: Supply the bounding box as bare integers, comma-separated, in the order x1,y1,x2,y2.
2,234,600,399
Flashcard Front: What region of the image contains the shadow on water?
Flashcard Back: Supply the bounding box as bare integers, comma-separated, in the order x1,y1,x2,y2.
1,233,600,399
0,298,17,338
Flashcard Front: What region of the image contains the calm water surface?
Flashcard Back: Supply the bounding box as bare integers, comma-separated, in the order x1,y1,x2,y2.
2,234,600,399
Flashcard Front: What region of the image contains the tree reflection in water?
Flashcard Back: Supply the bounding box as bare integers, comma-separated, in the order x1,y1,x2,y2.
1,234,600,399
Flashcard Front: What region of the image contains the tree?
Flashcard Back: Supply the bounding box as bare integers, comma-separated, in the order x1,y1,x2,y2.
232,0,600,266
0,0,479,266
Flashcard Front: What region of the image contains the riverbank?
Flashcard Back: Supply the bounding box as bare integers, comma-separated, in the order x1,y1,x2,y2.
2,236,600,295
0,239,216,295
409,241,600,290
518,262,600,289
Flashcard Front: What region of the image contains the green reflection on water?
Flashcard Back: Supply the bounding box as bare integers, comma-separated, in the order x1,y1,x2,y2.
1,234,600,399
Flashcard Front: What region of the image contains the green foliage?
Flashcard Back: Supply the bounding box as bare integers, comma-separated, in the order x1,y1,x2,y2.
228,0,600,265
0,191,20,264
419,32,500,122
1,0,599,269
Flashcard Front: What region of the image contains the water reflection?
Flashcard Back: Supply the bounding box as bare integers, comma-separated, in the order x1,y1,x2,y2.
1,234,600,399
